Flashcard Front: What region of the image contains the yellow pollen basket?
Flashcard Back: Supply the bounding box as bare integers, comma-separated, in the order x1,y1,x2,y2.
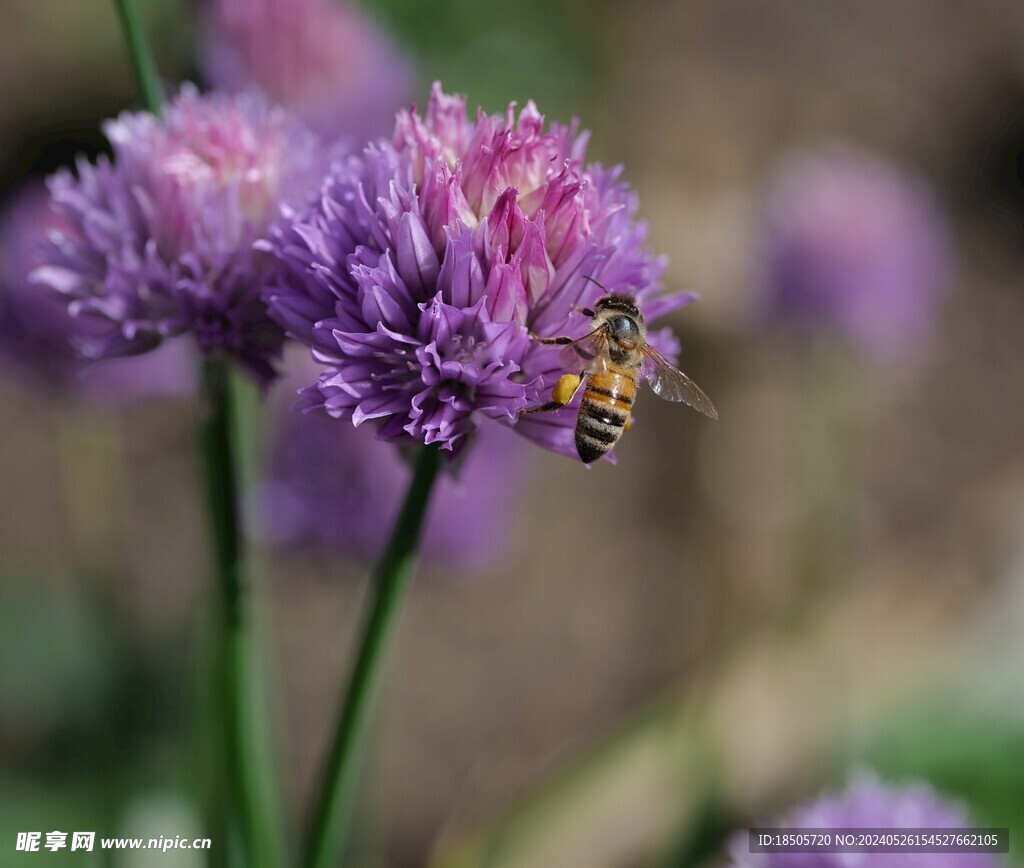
552,373,581,405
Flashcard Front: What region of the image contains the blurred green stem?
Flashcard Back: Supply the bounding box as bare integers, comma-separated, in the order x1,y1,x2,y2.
111,5,282,865
111,0,164,119
200,357,284,868
302,445,442,868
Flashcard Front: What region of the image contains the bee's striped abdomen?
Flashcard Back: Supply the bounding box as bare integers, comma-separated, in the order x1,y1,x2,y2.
575,370,636,464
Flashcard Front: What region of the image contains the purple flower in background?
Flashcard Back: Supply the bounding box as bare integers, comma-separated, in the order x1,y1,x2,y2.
0,183,192,400
198,0,413,143
32,86,323,384
730,771,1001,868
757,146,951,356
264,82,693,460
260,357,528,571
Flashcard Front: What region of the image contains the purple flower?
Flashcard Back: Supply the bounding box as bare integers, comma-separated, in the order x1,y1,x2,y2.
264,83,694,459
32,86,324,384
260,356,529,571
757,146,951,356
198,0,413,143
0,183,193,400
730,771,1001,868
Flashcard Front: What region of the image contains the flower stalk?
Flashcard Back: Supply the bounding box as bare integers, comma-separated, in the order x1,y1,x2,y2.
109,4,282,866
199,357,283,868
111,0,164,119
302,444,442,868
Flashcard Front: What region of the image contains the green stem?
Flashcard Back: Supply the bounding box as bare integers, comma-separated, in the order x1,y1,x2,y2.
200,358,283,868
197,614,229,868
302,445,443,868
109,6,280,864
111,0,164,119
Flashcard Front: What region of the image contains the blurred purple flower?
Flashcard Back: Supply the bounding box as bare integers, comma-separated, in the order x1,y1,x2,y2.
757,146,951,356
198,0,413,143
32,86,323,384
0,183,193,400
260,357,529,571
730,771,1001,868
263,82,693,460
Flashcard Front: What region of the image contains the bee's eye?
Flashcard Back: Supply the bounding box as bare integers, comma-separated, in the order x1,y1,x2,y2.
610,315,639,341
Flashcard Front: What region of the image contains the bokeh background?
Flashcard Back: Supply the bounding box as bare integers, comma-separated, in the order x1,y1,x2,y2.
2,0,1024,865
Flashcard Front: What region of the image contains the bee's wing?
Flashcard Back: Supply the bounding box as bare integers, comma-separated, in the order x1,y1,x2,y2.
557,326,610,373
639,345,718,419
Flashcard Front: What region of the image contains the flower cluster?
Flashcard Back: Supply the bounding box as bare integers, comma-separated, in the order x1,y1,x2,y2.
730,771,1000,868
198,0,412,143
32,86,323,383
260,356,529,571
264,83,693,459
0,183,192,400
756,145,951,357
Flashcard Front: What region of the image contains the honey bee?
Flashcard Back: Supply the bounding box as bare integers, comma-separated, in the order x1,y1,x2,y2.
522,289,717,463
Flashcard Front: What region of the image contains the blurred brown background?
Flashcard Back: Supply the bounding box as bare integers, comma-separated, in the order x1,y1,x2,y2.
1,1,1023,866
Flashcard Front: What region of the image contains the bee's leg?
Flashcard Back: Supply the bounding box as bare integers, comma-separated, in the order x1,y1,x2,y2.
571,305,596,318
519,372,586,415
519,401,565,415
528,332,596,362
529,333,575,345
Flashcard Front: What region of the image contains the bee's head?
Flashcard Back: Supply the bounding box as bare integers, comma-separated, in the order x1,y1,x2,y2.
594,294,641,318
595,294,644,348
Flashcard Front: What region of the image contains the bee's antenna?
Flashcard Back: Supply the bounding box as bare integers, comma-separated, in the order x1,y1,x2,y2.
583,275,608,292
